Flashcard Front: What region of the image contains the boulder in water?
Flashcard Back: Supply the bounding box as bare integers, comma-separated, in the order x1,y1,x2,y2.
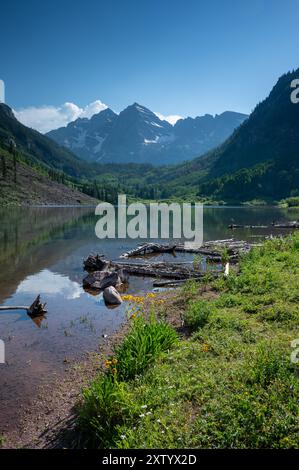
83,271,120,290
103,286,123,306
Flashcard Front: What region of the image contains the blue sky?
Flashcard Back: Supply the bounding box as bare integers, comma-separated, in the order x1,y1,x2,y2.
1,0,299,131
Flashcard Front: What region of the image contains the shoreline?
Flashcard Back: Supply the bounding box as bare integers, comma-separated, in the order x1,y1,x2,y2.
1,293,178,449
1,202,298,209
1,317,132,448
1,233,299,448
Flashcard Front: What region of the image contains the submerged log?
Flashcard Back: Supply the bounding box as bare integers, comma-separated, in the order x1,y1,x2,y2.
0,295,47,316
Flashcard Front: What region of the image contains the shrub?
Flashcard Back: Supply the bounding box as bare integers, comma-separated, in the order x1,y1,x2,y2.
115,312,178,381
184,300,214,330
248,343,288,387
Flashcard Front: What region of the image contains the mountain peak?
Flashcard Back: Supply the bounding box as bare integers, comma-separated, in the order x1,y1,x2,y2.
126,102,150,114
46,102,248,165
0,103,17,121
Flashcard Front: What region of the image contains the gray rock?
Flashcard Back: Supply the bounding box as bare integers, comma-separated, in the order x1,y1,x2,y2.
83,271,120,290
103,286,122,305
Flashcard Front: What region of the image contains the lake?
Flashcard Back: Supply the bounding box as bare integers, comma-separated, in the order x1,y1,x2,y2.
0,205,298,432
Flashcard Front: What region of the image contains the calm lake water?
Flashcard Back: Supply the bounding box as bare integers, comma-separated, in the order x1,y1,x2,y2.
0,205,298,431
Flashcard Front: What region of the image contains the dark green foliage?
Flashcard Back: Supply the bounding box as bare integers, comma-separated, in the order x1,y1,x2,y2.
115,313,178,381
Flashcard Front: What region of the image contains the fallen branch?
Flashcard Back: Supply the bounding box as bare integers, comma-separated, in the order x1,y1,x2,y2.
0,295,47,316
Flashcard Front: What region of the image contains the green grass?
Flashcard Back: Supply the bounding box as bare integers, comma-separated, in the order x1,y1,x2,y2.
115,312,178,382
279,196,299,208
78,312,178,448
78,233,299,448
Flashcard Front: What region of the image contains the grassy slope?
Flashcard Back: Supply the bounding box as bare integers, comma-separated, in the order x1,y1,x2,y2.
78,233,299,448
0,147,97,206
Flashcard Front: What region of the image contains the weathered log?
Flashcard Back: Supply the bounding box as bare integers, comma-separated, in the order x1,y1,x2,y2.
116,238,255,261
273,222,299,229
111,260,219,280
85,239,255,284
229,222,299,229
228,224,269,229
84,254,110,271
120,242,176,258
0,295,47,316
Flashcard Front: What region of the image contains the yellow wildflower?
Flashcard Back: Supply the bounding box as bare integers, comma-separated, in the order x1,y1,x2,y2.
146,293,156,298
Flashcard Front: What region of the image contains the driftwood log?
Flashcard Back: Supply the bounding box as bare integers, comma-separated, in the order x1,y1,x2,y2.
120,242,176,258
0,295,47,316
229,222,299,229
83,239,255,285
119,239,254,263
272,222,299,229
84,254,110,271
111,260,220,280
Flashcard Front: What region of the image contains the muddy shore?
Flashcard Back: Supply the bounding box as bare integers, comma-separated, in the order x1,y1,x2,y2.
1,291,183,449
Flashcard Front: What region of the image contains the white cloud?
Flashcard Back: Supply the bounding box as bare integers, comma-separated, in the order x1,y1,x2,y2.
155,112,183,126
13,99,108,134
17,269,82,300
12,99,183,133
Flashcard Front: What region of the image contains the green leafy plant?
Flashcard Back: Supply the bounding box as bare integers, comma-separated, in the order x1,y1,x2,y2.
115,312,178,381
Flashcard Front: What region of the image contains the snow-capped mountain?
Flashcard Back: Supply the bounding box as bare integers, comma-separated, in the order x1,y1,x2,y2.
99,103,174,163
47,108,117,161
47,103,248,165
